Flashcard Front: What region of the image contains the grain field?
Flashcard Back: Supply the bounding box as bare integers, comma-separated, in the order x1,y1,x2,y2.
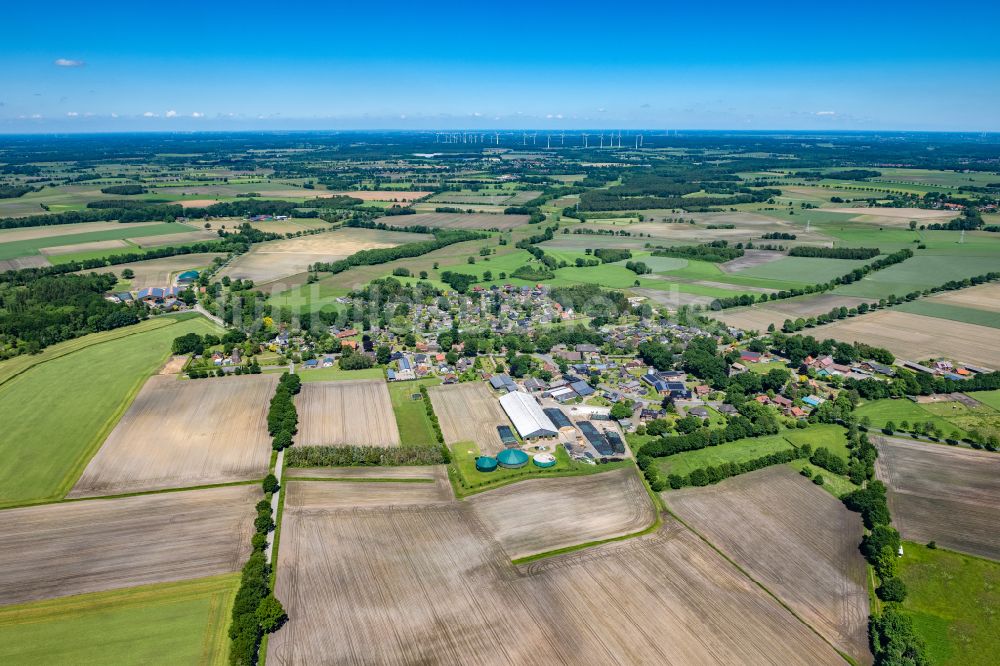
69,374,277,497
0,484,257,605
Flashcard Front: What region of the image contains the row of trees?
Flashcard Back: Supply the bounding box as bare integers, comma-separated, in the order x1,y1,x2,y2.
284,444,449,467
267,373,300,451
651,240,744,263
313,229,484,275
665,447,806,490
713,248,913,309
788,246,880,260
227,476,286,665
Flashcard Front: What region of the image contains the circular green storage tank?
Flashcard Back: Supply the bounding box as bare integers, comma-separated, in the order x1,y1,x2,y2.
496,449,529,469
533,453,556,468
475,456,498,472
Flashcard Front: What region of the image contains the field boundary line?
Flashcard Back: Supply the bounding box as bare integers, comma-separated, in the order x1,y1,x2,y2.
0,478,262,511
287,476,435,484
663,503,858,666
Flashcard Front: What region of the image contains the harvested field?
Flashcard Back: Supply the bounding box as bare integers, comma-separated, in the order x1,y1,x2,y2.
284,475,453,510
78,252,224,290
69,374,277,497
294,380,400,447
176,198,219,207
714,293,874,330
719,249,785,272
219,227,426,283
822,207,956,226
38,239,129,255
268,502,842,665
921,282,1000,312
875,437,1000,560
669,466,870,663
427,383,513,455
811,310,1000,369
632,287,715,309
0,484,256,605
129,229,219,247
327,190,431,201
467,467,655,560
284,465,443,480
374,211,527,231
0,256,49,271
158,355,188,375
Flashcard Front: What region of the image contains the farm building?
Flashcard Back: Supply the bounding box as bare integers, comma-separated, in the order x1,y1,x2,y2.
577,421,615,456
489,374,517,392
497,425,518,447
543,407,575,434
570,380,595,397
499,391,558,439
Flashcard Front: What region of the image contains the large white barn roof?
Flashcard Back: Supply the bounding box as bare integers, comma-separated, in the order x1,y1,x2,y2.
499,391,558,439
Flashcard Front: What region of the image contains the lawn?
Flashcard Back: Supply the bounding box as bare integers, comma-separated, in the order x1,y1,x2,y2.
786,459,858,498
0,314,222,507
0,574,238,666
655,433,794,478
784,423,850,460
293,366,384,383
448,441,631,498
973,389,1000,411
387,377,441,446
856,398,968,440
898,542,1000,666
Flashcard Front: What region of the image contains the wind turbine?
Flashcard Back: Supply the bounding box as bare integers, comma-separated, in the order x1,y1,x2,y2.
600,133,605,148
582,133,589,148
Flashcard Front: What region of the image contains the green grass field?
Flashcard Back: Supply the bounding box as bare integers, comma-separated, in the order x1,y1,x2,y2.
898,542,1000,666
973,389,1000,411
783,423,850,459
654,433,794,477
0,574,237,666
834,254,1000,299
387,377,440,446
0,222,200,261
0,314,222,507
856,398,970,440
893,301,1000,330
294,366,384,382
735,256,872,284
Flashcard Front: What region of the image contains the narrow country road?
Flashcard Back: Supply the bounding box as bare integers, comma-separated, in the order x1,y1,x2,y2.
194,303,226,329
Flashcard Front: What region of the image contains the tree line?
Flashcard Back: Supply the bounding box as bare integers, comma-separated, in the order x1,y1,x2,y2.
267,372,300,451
651,241,744,263
788,246,881,260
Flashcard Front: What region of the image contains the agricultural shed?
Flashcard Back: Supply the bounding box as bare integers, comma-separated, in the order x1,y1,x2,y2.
497,425,518,447
499,391,558,439
543,407,574,432
570,380,595,397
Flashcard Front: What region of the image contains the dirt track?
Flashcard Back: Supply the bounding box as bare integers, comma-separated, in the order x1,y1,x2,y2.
0,484,257,605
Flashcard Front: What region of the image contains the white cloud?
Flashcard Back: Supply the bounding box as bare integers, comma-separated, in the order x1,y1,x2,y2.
165,110,177,118
111,112,119,118
191,111,204,118
54,58,85,68
66,111,79,117
31,114,42,119
143,111,156,117
472,111,482,117
815,110,836,116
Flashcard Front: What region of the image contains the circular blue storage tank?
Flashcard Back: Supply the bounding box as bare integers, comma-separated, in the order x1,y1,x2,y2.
475,456,498,472
496,449,529,469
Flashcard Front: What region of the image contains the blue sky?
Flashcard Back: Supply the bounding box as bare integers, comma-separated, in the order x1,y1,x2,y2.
2,0,999,132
